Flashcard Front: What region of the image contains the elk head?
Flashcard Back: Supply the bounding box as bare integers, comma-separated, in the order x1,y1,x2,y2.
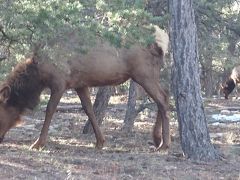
220,79,236,99
0,85,22,143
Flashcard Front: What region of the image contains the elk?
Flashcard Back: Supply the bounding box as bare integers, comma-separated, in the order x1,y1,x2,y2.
0,26,170,150
220,65,240,99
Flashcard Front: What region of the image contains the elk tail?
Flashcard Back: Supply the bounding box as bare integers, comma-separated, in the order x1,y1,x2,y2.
153,25,169,56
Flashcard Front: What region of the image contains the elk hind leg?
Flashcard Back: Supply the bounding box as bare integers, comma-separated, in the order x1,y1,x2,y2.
135,79,170,150
75,87,105,149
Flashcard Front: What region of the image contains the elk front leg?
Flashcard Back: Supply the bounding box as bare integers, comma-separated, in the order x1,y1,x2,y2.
30,90,64,150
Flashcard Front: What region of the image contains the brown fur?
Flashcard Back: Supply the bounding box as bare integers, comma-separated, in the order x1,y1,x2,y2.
0,38,169,150
4,60,45,111
221,65,240,99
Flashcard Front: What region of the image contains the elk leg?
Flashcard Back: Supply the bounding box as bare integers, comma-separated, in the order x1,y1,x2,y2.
134,79,170,150
30,90,64,150
76,87,105,149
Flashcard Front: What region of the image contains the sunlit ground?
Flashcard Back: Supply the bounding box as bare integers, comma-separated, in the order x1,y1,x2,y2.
0,94,239,179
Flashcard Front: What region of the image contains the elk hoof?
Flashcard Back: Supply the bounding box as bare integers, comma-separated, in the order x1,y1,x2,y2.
153,138,162,148
155,143,169,151
95,139,105,149
0,136,4,143
29,139,45,150
160,143,169,150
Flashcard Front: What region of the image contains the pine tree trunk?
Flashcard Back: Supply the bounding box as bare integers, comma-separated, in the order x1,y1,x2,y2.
201,50,214,97
169,0,219,161
82,86,113,134
205,62,214,97
122,80,138,132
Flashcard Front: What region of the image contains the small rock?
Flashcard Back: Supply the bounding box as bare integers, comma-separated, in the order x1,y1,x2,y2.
210,133,224,138
128,156,134,160
121,174,133,180
220,110,231,115
23,124,36,130
165,166,177,170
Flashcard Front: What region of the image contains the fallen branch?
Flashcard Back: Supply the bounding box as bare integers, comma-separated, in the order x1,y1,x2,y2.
208,119,240,124
217,106,240,111
41,104,82,112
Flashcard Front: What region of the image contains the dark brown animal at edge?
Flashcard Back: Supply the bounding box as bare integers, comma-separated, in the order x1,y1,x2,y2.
0,29,169,151
220,65,240,99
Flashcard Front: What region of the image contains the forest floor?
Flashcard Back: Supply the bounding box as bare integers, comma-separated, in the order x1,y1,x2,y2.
0,92,239,180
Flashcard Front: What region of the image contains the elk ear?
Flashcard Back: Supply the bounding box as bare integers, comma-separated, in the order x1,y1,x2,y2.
25,54,38,65
31,42,45,64
0,85,11,103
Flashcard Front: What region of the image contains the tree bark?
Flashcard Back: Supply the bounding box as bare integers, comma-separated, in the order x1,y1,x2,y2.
199,47,214,97
82,86,113,134
122,80,138,132
169,0,219,161
204,61,214,97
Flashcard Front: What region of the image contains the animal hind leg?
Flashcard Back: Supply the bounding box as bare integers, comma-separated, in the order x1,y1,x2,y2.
134,78,170,150
75,87,105,149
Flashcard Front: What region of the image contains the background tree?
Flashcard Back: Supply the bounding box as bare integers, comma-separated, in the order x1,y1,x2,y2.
195,0,240,96
122,80,138,132
0,0,157,63
0,0,240,153
146,0,240,98
1,0,240,95
83,86,114,134
169,0,220,161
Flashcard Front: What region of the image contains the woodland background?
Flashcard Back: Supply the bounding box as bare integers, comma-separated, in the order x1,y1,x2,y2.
1,0,240,97
0,0,240,179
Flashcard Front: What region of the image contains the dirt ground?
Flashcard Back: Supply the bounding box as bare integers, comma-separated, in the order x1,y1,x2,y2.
0,92,239,180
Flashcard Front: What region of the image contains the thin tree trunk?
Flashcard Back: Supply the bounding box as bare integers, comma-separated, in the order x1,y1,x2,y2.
82,86,113,134
169,0,219,161
205,63,214,97
201,51,214,97
122,80,138,132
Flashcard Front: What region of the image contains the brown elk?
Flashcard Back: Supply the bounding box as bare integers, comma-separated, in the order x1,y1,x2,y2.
220,65,240,99
0,26,170,150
